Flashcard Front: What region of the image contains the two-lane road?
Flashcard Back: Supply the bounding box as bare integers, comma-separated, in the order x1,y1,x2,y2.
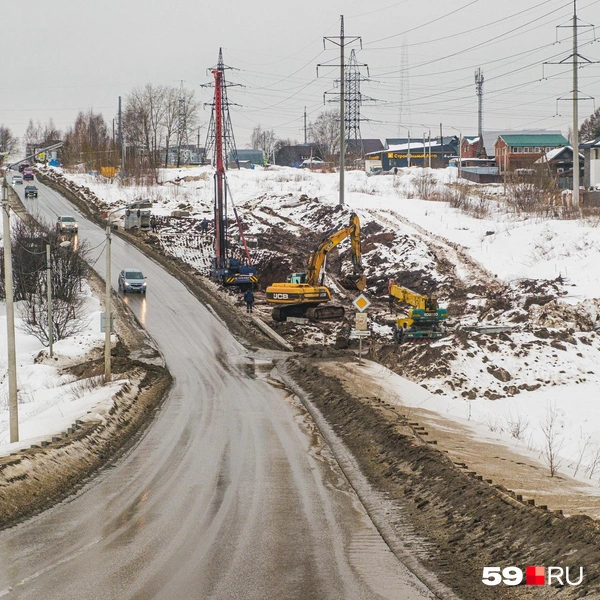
0,175,435,599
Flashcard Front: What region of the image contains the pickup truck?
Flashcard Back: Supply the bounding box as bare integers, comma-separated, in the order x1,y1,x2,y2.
24,185,38,198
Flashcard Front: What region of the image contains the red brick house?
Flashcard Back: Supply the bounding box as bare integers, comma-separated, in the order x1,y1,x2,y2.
494,133,569,173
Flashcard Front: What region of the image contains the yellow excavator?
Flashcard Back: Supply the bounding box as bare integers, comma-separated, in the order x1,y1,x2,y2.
266,213,366,322
389,279,448,343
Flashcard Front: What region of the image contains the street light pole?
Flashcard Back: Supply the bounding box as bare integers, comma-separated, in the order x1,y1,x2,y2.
2,176,18,442
46,244,53,358
104,220,112,384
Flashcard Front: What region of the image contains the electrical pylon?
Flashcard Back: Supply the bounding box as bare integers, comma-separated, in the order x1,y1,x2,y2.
345,49,375,158
204,48,240,172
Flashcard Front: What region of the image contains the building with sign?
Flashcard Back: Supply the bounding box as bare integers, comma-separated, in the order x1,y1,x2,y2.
364,137,459,172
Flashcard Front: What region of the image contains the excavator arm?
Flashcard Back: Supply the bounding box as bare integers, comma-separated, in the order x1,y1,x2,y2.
305,213,364,288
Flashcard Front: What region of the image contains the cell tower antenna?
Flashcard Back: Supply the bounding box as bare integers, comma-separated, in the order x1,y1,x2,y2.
475,68,486,158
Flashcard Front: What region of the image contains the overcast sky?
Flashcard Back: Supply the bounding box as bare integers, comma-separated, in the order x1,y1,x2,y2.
4,0,599,150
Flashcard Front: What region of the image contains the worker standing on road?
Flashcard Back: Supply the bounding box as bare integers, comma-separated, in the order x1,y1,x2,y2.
243,288,255,313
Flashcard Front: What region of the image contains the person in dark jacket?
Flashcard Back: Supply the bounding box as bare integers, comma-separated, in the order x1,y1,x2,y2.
150,215,158,232
243,288,255,313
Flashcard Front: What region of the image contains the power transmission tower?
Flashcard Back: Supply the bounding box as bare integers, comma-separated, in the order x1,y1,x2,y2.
544,0,597,207
344,49,375,159
318,15,361,206
475,68,486,158
176,81,190,168
203,48,241,171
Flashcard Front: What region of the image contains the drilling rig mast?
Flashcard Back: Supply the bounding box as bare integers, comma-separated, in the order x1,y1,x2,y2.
204,49,257,288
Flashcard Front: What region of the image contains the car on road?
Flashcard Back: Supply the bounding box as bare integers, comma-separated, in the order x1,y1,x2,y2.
24,185,38,198
18,163,30,173
118,269,147,294
11,175,23,185
23,170,34,181
56,215,78,234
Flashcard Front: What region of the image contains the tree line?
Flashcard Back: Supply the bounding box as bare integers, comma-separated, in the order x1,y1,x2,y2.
5,89,600,174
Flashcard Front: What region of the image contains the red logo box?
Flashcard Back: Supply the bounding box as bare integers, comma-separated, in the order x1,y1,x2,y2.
526,566,545,586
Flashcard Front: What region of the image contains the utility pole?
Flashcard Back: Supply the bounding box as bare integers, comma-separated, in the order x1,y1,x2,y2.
545,0,597,208
46,245,53,358
319,16,361,206
118,96,125,176
304,107,307,145
339,17,345,206
2,177,18,442
428,130,432,169
104,221,112,383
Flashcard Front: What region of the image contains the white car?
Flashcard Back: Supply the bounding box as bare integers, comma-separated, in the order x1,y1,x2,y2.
11,175,23,185
57,215,78,234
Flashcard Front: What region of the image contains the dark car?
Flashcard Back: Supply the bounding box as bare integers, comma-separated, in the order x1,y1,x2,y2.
24,185,38,198
23,170,34,181
118,269,147,294
18,163,30,173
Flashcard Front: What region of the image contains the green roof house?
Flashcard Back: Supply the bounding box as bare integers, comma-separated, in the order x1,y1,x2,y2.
494,133,569,172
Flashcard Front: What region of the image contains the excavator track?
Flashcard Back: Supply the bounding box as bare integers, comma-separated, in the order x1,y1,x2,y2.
305,305,345,321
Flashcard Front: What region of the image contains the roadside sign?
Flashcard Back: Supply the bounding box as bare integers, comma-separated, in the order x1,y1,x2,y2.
349,330,371,339
100,312,114,333
353,293,371,312
355,312,368,331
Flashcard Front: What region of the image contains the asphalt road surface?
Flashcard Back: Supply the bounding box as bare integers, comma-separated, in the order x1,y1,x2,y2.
0,175,435,599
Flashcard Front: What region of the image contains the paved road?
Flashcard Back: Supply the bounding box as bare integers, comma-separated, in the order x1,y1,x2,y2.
0,175,435,599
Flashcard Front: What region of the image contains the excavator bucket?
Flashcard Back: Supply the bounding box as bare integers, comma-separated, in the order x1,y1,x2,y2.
339,274,367,291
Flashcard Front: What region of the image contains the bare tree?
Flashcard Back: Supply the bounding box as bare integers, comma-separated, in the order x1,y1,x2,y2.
62,111,113,172
309,110,340,161
251,125,276,163
0,126,18,164
0,219,90,345
541,404,564,477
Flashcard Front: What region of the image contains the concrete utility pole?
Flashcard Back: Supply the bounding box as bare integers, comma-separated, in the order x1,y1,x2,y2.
545,0,597,207
304,107,307,145
571,1,580,206
104,220,112,383
118,96,125,176
319,16,361,207
2,177,18,442
46,245,53,358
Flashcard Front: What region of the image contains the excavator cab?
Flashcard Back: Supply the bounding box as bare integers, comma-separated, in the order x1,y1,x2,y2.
287,272,307,284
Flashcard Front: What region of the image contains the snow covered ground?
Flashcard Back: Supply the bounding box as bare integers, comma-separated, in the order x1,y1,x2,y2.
12,164,600,488
0,285,123,454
